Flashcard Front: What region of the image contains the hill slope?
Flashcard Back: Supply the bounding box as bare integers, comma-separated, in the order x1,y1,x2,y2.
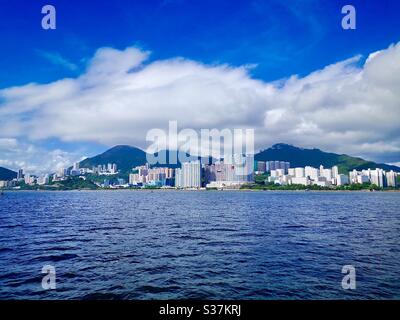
79,143,400,174
255,143,400,173
79,147,210,171
79,145,147,172
0,167,17,180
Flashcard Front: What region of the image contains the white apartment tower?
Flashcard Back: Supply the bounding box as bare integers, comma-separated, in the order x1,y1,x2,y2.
175,161,201,188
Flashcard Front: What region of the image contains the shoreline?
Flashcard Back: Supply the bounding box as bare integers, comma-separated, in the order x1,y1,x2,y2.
2,188,399,193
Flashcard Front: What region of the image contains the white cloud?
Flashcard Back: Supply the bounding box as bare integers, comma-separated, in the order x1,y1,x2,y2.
260,43,400,162
0,42,400,170
0,139,81,174
0,138,18,149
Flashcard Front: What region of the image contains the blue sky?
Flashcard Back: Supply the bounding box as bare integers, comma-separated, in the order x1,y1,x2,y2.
0,0,400,173
1,0,399,87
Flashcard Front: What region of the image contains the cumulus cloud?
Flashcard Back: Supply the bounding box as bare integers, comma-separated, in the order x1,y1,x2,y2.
261,44,400,162
1,42,400,172
0,139,82,174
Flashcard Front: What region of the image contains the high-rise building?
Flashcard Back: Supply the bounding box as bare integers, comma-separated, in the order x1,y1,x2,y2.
370,168,385,187
305,166,319,180
386,171,397,187
294,167,305,178
175,161,201,188
357,175,370,184
17,169,24,180
337,174,349,186
24,174,35,185
269,161,275,171
332,166,339,179
256,161,266,173
37,174,49,185
320,166,333,181
129,165,173,186
223,154,254,182
263,160,290,173
360,169,371,184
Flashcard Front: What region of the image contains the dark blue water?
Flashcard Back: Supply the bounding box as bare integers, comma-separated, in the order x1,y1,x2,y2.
0,190,399,299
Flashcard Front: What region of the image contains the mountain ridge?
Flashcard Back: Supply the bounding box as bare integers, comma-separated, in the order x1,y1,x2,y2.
78,145,206,171
2,144,399,180
78,143,400,173
255,143,400,173
0,167,17,180
79,145,148,172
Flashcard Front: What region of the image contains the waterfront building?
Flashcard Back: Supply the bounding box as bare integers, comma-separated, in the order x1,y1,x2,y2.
93,163,119,175
267,165,398,189
294,167,305,178
204,154,254,188
313,176,330,187
37,174,49,185
386,171,398,187
276,168,285,177
24,174,30,184
57,168,66,177
290,176,310,186
175,160,201,188
305,166,319,180
17,169,24,180
70,169,81,176
263,160,290,173
349,169,372,184
256,161,266,173
332,166,339,179
357,175,370,184
348,168,399,188
0,180,17,188
175,168,183,188
129,165,174,187
24,174,36,185
370,168,385,187
337,174,349,186
320,166,333,182
129,173,144,185
270,165,348,187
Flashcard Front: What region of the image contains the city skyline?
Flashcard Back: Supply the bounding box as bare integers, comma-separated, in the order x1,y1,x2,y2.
1,155,398,190
0,0,400,174
1,140,400,177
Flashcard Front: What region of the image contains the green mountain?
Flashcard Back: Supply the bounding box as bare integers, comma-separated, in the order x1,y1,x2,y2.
255,143,400,173
79,146,209,172
79,143,399,174
79,145,147,172
0,167,17,180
